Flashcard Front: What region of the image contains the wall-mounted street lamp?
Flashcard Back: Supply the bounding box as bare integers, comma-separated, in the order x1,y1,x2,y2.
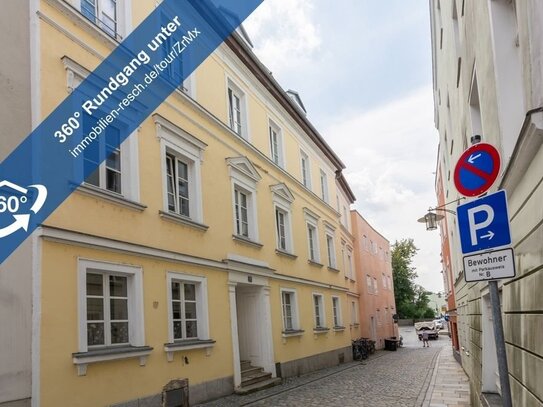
417,198,463,231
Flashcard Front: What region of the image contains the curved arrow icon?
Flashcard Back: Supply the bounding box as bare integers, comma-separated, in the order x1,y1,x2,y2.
0,214,30,238
29,184,47,214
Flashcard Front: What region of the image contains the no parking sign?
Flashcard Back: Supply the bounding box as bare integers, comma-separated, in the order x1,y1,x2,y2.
454,143,501,197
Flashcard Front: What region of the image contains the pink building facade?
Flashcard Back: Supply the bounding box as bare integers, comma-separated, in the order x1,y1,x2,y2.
351,211,397,349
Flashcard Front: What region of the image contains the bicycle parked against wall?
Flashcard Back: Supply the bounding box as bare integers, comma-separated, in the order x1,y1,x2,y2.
352,338,376,360
361,338,376,354
352,338,368,360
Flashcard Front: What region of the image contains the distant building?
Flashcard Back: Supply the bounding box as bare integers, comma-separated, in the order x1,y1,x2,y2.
426,292,447,316
430,0,543,405
351,211,397,349
435,160,460,355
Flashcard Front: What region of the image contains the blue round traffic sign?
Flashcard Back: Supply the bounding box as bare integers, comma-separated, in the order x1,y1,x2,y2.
454,143,501,197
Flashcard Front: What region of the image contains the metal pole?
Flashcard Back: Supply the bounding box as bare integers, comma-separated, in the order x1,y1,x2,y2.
489,280,512,407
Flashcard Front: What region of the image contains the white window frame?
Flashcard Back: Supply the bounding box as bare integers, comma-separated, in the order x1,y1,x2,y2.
351,300,359,325
280,288,300,331
161,23,195,97
326,230,336,269
165,153,191,217
332,296,342,327
228,158,261,242
306,215,320,263
347,247,354,279
300,150,311,189
166,272,210,343
64,58,140,202
155,115,206,224
382,273,387,290
373,277,378,295
271,184,295,253
313,293,325,329
226,78,248,140
77,259,145,353
275,207,288,251
76,0,131,39
268,119,284,168
307,224,318,261
320,170,329,203
82,116,124,195
232,183,257,241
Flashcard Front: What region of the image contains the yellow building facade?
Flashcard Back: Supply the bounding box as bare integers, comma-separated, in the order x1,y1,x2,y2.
13,1,361,405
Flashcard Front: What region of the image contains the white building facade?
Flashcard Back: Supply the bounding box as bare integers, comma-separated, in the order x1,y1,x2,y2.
430,0,543,406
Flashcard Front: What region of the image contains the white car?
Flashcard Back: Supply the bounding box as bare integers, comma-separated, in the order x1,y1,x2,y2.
433,319,444,330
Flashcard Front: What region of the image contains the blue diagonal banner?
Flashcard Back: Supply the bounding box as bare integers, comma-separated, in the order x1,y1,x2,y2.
0,0,263,264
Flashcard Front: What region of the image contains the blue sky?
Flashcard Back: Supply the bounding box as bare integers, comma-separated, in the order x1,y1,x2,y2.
246,0,433,125
245,0,444,292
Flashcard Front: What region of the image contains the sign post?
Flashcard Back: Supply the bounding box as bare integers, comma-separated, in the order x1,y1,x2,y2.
489,280,513,407
454,142,513,407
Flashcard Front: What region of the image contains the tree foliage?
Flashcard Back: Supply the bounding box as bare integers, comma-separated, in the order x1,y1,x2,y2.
391,239,436,319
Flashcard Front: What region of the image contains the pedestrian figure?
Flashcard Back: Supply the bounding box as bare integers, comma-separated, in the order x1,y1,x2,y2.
422,330,429,347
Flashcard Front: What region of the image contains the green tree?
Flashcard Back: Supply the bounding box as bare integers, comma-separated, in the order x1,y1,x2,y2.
391,239,436,319
391,239,418,318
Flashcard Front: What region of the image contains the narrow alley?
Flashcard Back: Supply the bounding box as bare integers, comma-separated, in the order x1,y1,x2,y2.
198,327,470,407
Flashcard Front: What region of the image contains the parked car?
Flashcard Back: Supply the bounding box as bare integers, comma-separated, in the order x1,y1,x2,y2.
433,318,444,330
415,321,439,340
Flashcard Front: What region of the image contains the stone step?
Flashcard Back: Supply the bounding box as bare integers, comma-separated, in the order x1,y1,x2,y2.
241,371,272,387
241,366,263,378
235,377,282,395
240,360,252,370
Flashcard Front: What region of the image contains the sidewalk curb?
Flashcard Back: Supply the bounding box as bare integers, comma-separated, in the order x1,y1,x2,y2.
416,347,443,407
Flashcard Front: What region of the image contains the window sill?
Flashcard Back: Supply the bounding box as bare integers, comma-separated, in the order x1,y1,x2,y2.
308,260,324,268
164,339,216,362
281,329,304,338
333,326,346,332
159,211,209,231
75,184,147,211
72,345,153,376
44,0,124,53
350,323,360,328
232,234,263,248
275,249,298,259
327,266,340,273
313,327,330,334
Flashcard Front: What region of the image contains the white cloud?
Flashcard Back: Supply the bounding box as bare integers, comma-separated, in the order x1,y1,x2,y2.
323,86,444,292
244,0,321,75
245,4,443,292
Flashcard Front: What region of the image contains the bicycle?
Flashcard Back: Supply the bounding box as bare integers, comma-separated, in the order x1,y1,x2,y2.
360,338,376,355
352,338,369,360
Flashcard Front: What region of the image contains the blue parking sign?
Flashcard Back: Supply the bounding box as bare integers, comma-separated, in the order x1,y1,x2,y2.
457,190,511,254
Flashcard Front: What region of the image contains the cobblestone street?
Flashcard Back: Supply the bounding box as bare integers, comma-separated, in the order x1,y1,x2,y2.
198,327,464,407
